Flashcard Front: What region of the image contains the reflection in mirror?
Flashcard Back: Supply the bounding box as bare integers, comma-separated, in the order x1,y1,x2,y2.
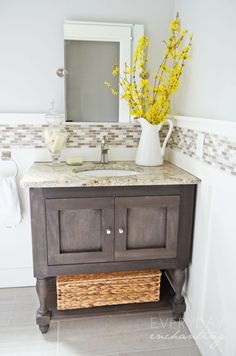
63,21,144,123
65,40,119,122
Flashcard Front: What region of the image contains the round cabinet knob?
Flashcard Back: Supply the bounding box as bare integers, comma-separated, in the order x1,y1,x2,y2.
118,228,124,234
106,228,112,235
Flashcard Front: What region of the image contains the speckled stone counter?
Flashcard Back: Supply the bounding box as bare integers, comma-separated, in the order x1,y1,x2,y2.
21,161,199,188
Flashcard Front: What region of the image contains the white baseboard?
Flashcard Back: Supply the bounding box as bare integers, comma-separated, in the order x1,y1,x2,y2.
184,302,223,356
184,286,224,355
0,266,35,288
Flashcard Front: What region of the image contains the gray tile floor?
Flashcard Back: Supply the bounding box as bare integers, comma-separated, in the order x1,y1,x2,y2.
0,287,201,356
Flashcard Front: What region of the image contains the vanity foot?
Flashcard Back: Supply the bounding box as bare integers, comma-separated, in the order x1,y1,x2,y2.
171,296,186,321
36,308,51,333
165,268,186,321
39,324,49,334
36,278,51,333
173,313,184,322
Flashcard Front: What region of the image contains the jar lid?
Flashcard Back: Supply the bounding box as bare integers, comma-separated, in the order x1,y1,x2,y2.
45,99,65,125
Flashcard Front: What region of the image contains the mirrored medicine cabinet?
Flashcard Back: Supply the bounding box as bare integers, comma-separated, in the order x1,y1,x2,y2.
62,21,144,123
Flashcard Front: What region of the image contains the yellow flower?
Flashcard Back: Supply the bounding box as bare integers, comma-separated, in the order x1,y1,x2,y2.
124,66,135,75
170,19,181,32
105,16,192,125
133,36,150,63
112,67,119,77
140,79,149,88
160,64,168,72
111,89,118,96
104,81,112,88
140,70,148,79
121,93,132,101
181,30,188,37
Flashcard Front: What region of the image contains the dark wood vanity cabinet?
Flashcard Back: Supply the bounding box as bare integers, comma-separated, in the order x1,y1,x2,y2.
30,184,196,333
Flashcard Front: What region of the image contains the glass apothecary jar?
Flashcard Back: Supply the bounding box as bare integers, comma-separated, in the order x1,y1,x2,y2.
44,101,68,163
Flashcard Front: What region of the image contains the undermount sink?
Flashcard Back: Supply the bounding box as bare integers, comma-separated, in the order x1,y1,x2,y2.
78,169,140,177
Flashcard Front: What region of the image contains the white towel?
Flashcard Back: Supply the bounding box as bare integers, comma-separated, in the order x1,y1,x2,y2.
0,176,21,227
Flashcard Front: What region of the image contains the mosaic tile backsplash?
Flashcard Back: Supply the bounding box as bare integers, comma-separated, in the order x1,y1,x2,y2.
0,124,141,149
0,122,235,176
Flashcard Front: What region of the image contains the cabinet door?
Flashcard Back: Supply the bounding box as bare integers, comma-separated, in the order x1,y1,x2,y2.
46,197,114,265
115,196,179,261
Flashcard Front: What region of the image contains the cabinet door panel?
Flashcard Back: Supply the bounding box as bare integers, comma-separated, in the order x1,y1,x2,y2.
60,209,102,252
126,207,167,249
115,196,179,261
46,197,114,265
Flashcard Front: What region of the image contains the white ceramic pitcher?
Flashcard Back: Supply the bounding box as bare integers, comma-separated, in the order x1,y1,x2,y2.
135,118,173,166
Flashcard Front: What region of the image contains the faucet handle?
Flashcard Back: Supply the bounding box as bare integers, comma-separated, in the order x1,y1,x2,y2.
101,135,109,163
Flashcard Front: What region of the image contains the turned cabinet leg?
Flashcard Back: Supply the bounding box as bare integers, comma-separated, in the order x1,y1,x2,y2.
173,268,185,305
36,278,51,333
166,268,186,321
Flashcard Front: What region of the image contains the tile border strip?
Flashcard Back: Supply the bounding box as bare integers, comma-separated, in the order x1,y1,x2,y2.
0,117,235,176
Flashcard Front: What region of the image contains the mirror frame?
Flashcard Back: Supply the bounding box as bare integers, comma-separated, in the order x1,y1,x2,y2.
64,21,144,123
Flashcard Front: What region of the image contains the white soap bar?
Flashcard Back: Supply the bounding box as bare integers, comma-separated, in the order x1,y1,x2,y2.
66,157,83,165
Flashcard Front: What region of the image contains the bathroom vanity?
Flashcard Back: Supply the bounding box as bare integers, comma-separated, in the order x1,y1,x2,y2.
21,161,199,333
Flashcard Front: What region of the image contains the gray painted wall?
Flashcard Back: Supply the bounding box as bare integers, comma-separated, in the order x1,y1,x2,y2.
173,0,236,121
1,0,233,121
0,0,174,113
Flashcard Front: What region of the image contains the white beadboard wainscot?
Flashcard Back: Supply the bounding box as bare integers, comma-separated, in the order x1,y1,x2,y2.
167,116,236,356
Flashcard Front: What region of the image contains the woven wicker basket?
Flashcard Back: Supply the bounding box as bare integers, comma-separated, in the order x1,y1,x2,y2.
56,270,162,310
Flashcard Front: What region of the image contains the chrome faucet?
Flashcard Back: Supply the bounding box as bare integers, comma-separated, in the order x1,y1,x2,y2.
101,136,109,164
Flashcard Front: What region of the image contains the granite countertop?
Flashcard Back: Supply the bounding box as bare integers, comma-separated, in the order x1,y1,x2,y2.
20,161,200,188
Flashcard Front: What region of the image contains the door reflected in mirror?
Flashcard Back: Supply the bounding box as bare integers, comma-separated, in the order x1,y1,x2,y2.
65,40,119,123
63,21,144,123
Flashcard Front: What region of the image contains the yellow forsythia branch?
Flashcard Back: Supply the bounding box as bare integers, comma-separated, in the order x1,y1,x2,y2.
105,14,192,125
